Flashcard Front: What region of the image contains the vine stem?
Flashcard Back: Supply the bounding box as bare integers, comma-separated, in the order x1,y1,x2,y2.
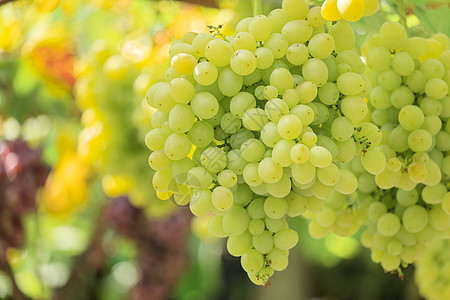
0,0,16,6
0,251,28,300
253,0,262,16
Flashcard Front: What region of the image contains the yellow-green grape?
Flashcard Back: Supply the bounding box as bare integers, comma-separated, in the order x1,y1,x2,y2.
145,128,171,151
205,38,233,66
252,230,274,254
168,104,195,133
392,52,415,76
249,15,272,41
164,133,192,160
169,42,194,57
265,33,289,59
309,146,332,168
297,81,318,104
290,143,310,164
201,147,227,173
361,146,386,175
277,115,302,140
337,72,364,95
153,83,177,113
230,50,257,76
190,189,213,217
266,247,289,271
302,58,328,87
223,205,250,236
187,167,213,189
191,92,219,119
308,33,335,59
227,231,252,257
169,78,195,103
282,0,309,20
286,43,309,66
268,8,288,34
235,17,252,32
307,6,326,27
377,213,401,237
218,67,244,97
407,162,428,183
207,215,228,237
254,47,275,69
379,21,407,51
403,37,430,59
328,20,356,52
212,185,234,212
282,20,313,45
241,249,264,274
258,157,283,183
148,149,171,171
231,31,257,52
193,61,218,86
317,163,341,186
243,108,268,131
273,229,299,250
192,33,214,57
264,196,288,219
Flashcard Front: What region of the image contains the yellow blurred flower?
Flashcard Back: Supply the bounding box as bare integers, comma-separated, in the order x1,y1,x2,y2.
61,0,78,16
102,174,133,197
0,20,24,52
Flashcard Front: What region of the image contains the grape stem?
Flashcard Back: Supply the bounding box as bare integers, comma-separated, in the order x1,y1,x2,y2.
253,0,262,16
207,25,229,42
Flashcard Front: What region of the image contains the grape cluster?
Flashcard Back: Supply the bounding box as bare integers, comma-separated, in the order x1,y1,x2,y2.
74,40,173,216
106,197,192,300
415,238,450,300
0,139,50,249
145,0,381,284
356,21,450,271
321,0,379,22
42,131,91,216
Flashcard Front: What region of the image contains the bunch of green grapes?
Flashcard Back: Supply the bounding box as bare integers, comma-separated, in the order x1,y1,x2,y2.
145,0,384,285
415,238,450,300
75,40,174,217
355,21,450,272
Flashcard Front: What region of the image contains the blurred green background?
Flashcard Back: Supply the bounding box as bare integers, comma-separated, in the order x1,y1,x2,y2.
0,0,448,299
